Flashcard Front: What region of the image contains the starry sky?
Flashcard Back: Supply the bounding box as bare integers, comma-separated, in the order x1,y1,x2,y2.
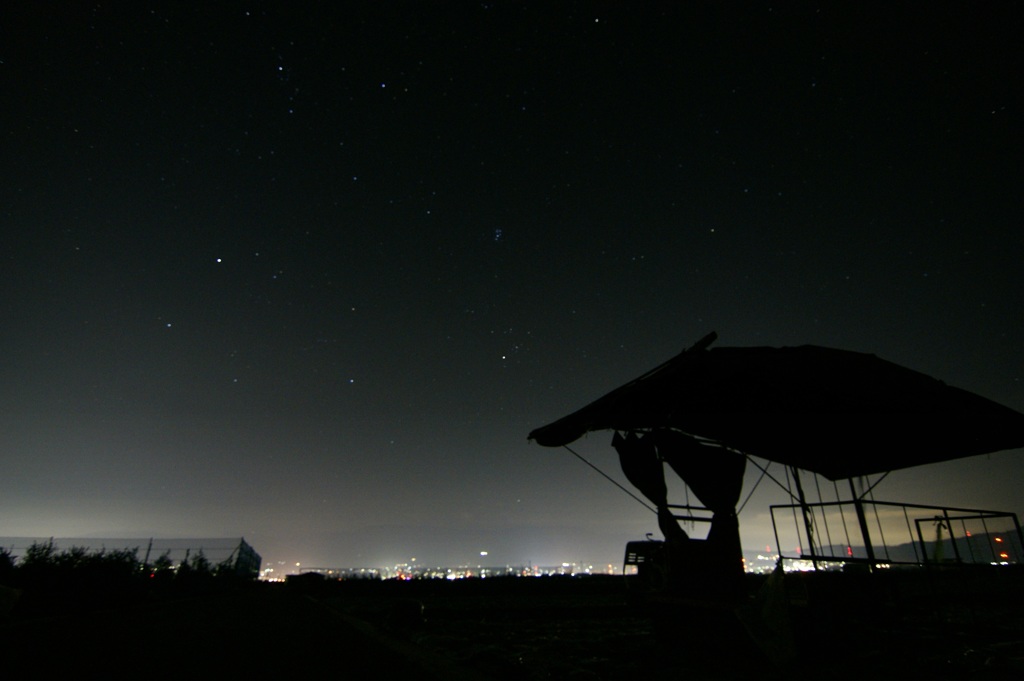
2,2,1022,571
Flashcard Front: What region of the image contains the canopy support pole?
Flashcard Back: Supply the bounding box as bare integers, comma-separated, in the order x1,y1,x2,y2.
791,466,818,570
849,478,877,570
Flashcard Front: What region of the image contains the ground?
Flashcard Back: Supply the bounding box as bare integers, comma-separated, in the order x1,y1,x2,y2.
3,570,1023,679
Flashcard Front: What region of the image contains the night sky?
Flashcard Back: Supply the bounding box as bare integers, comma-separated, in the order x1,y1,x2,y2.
2,3,1021,571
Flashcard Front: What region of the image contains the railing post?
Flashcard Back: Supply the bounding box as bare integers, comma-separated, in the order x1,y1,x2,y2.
792,467,818,569
944,509,963,564
1012,514,1024,563
915,519,930,566
849,479,876,570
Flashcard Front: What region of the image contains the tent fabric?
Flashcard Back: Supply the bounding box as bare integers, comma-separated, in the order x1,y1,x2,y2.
654,429,746,516
529,336,1024,481
612,431,668,507
653,429,746,559
612,431,689,544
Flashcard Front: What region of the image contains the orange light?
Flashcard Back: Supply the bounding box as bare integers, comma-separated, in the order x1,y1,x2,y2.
999,552,1009,560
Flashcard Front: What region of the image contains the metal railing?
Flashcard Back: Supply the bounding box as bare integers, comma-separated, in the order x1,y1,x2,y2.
769,500,1023,570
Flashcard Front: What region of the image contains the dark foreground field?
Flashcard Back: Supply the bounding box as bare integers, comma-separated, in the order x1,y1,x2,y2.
3,570,1023,680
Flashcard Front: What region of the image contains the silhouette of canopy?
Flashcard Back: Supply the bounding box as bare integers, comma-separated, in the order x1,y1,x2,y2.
528,333,1024,481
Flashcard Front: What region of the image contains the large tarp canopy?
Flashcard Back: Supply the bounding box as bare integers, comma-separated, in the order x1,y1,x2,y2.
529,333,1024,480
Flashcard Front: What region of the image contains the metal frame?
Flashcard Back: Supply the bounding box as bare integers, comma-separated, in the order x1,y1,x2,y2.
770,498,1023,570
